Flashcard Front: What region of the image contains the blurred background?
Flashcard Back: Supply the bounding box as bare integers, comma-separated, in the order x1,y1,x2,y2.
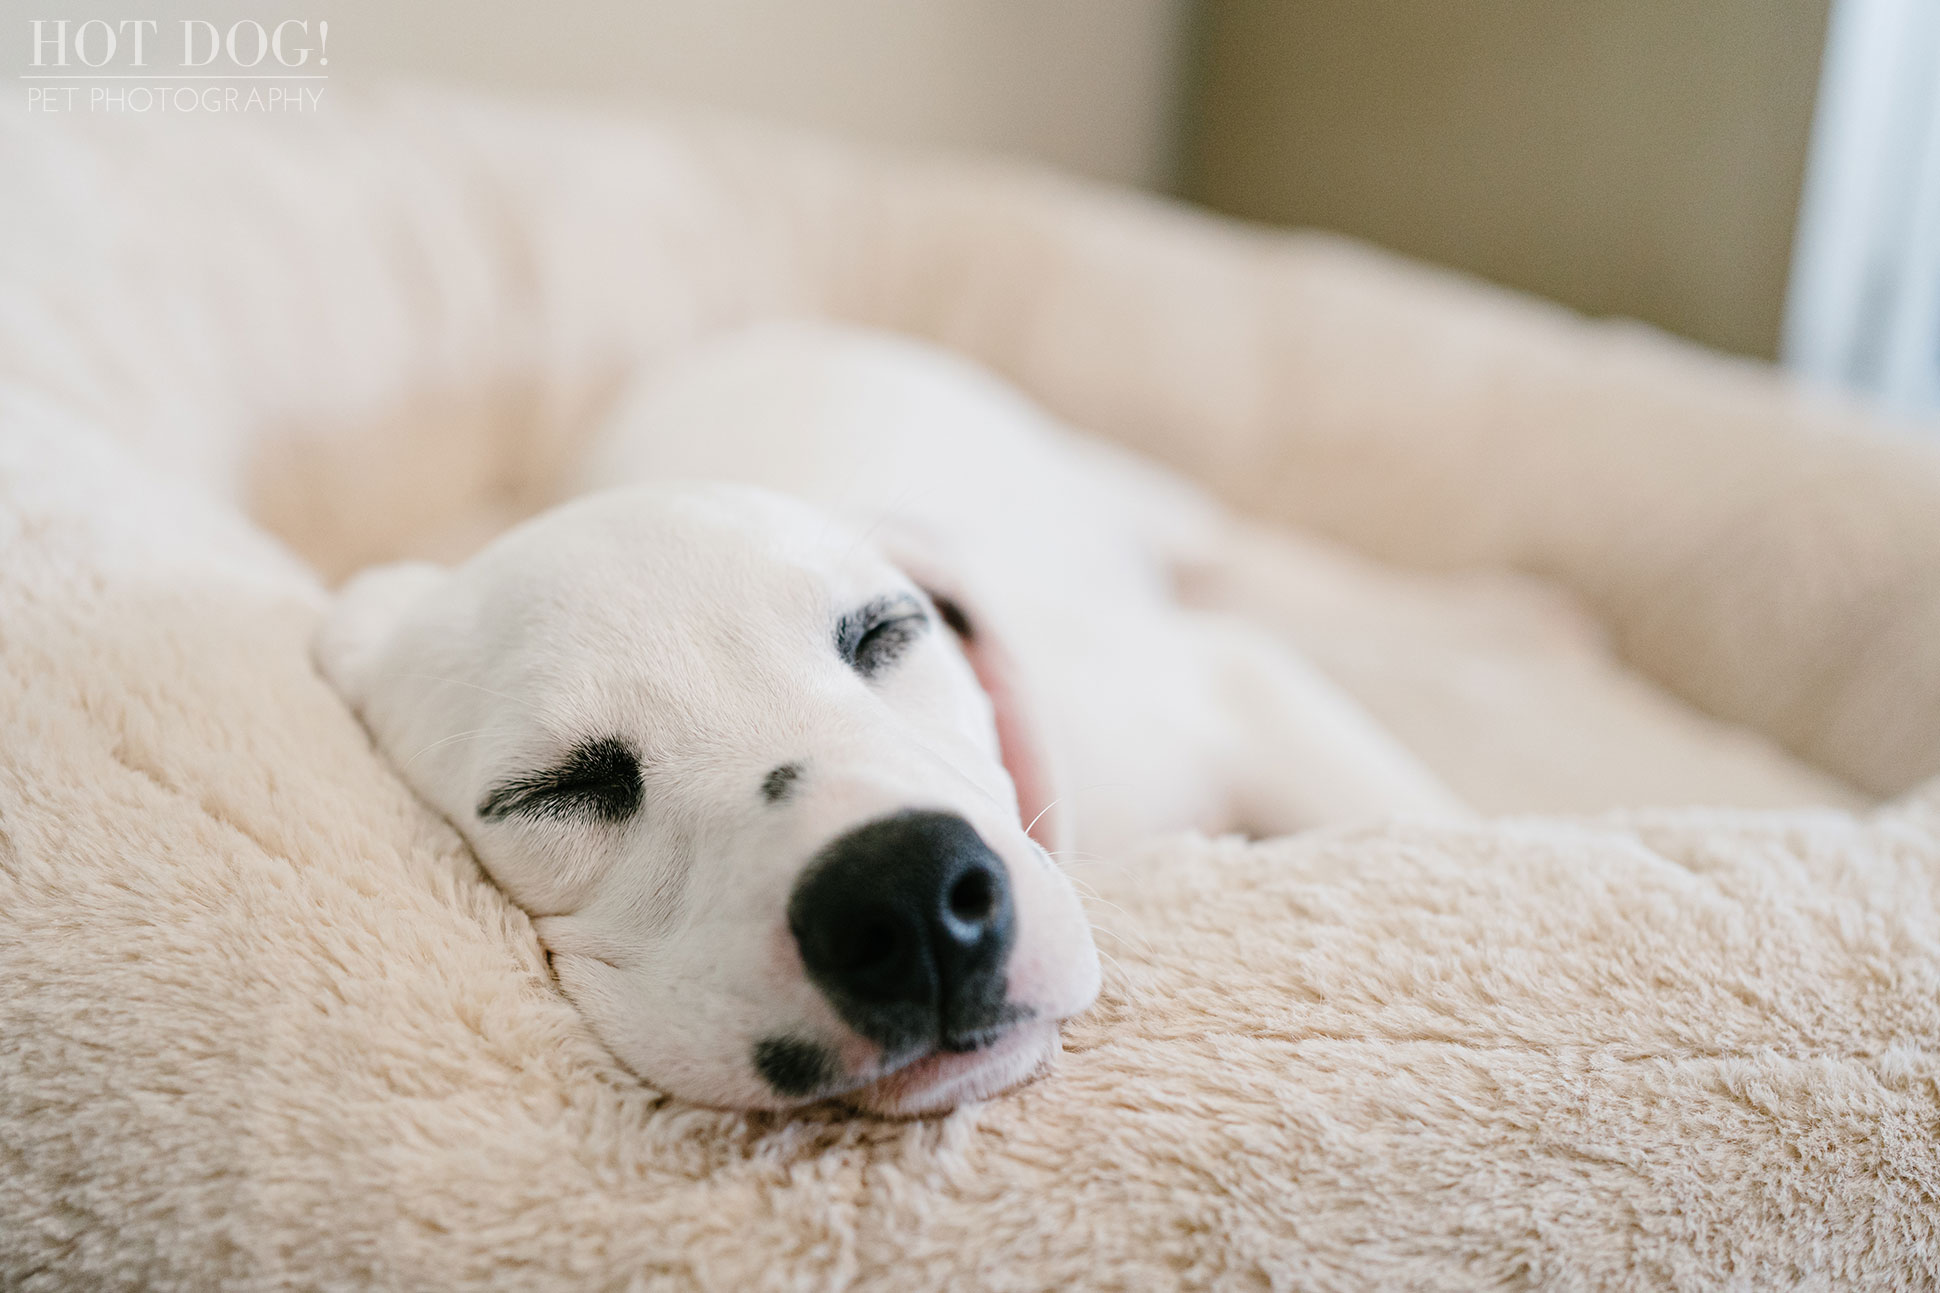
14,0,1933,416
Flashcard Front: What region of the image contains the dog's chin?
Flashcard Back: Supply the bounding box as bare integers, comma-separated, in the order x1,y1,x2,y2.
842,1017,1063,1117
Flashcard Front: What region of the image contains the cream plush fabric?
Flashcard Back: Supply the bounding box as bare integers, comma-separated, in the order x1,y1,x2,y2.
4,91,1940,1289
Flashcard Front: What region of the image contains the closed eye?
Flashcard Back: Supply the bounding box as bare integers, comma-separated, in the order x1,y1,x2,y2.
836,593,930,679
478,736,643,825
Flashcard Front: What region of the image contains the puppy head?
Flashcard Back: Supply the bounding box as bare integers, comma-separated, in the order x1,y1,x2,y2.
315,483,1099,1114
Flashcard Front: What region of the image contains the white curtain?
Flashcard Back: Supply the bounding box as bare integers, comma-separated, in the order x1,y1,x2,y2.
1784,0,1940,419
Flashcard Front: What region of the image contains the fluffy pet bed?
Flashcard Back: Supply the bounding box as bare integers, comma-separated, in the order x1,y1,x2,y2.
3,92,1939,1289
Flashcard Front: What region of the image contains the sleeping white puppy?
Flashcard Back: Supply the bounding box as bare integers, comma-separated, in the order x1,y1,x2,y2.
316,323,1460,1115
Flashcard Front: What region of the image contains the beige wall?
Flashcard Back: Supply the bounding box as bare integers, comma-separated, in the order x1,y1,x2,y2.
1181,0,1831,359
324,0,1190,189
6,0,1827,354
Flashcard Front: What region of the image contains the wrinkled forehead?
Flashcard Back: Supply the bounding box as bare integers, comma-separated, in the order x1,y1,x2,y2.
436,487,907,726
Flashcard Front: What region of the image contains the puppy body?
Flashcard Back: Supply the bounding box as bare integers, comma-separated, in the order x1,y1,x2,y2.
318,323,1458,1114
579,324,1461,853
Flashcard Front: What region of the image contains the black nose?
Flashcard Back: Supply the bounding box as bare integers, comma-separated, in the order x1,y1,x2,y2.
788,810,1016,1054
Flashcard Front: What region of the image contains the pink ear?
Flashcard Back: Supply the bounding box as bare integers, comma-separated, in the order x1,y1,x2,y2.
878,524,1067,853
923,588,1066,854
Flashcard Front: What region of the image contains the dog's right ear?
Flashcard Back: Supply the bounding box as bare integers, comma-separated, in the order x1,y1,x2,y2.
312,561,444,708
874,524,1070,855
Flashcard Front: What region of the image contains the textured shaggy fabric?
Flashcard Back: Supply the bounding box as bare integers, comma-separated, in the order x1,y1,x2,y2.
4,92,1940,1289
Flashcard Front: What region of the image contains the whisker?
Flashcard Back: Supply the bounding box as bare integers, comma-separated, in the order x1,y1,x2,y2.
1024,779,1139,841
402,727,496,770
1079,898,1154,955
402,673,544,715
1093,945,1134,990
1088,923,1148,953
1023,795,1066,839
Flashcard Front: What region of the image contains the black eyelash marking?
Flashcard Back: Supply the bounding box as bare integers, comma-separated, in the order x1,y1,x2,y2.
835,593,930,679
478,736,643,825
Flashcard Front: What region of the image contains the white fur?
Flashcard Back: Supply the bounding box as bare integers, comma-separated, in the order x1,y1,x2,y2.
317,322,1461,1112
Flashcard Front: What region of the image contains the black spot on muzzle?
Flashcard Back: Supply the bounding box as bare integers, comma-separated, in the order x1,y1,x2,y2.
753,1036,839,1098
